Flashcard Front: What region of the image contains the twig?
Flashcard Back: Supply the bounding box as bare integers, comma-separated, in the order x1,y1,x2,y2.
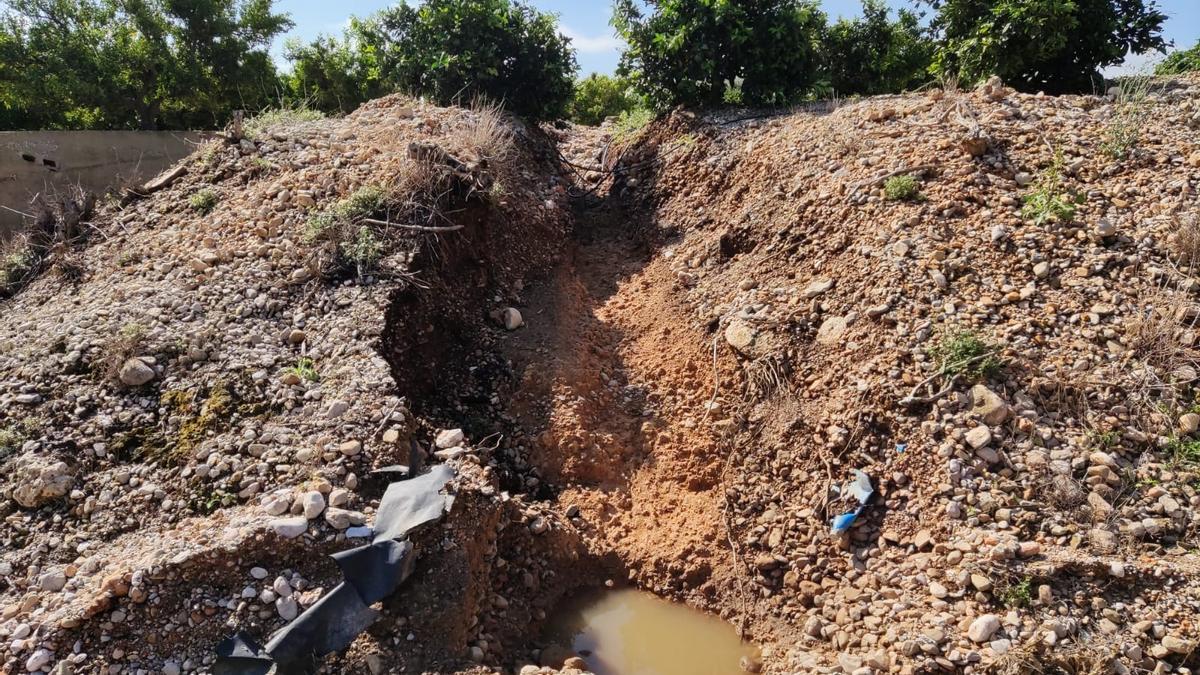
898,350,998,406
362,218,464,233
0,205,33,219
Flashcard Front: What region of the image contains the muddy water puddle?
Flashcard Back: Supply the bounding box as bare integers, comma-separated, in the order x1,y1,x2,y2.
546,589,759,675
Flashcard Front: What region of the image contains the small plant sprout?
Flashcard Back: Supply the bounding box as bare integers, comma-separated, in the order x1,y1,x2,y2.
285,357,319,383
1022,150,1079,225
884,174,921,201
929,329,1003,379
189,189,218,214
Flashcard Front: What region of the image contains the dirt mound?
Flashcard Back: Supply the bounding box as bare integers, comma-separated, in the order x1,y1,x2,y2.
5,73,1200,675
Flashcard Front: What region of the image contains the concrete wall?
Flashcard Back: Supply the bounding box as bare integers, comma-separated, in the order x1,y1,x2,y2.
0,130,209,239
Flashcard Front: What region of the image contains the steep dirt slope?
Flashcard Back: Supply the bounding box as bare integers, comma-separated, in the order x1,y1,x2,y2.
596,75,1200,672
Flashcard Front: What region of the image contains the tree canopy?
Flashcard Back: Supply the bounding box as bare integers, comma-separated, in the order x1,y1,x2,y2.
0,0,291,130
612,0,827,110
284,0,578,121
822,0,934,96
923,0,1168,93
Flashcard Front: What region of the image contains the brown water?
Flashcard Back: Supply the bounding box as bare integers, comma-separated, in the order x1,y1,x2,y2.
546,589,759,675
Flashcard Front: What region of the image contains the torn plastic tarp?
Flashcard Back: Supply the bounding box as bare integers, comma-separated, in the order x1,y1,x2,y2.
214,464,456,675
830,469,874,535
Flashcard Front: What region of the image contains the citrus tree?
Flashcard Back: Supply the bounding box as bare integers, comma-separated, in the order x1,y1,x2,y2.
612,0,826,109
923,0,1167,93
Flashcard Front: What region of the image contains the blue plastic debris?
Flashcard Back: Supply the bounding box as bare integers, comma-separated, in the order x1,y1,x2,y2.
830,470,874,535
895,442,908,453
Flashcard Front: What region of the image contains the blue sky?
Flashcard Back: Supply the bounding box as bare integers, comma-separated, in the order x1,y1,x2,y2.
273,0,1199,76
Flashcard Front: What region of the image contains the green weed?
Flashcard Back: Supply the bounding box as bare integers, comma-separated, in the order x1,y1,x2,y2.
189,189,218,214
1022,151,1079,225
929,329,1002,379
884,175,921,201
1167,437,1200,469
1102,75,1155,161
284,357,319,383
611,107,655,145
245,105,326,139
999,577,1033,608
341,226,383,275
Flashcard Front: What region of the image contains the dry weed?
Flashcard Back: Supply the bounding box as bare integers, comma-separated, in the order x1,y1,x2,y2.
100,323,148,382
454,98,515,165
1167,211,1200,268
987,639,1117,675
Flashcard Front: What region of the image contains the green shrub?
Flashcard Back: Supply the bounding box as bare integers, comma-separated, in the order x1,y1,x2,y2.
189,189,218,214
287,0,577,121
999,577,1033,608
613,0,825,109
571,74,639,126
1167,437,1200,469
341,226,383,275
1156,41,1200,75
0,244,36,293
923,0,1167,93
822,0,934,96
884,175,920,201
1022,152,1078,225
610,107,656,145
929,329,1002,379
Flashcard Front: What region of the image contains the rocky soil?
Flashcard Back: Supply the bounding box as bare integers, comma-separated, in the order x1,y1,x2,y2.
4,74,1200,675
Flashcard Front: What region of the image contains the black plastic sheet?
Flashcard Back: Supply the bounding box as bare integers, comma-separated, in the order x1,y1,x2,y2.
213,464,456,674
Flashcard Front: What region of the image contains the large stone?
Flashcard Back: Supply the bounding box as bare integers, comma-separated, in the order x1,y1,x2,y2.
967,614,1001,643
9,454,73,508
502,307,524,330
724,318,758,355
965,426,992,449
802,278,834,299
118,358,156,386
816,316,848,345
270,516,308,539
970,384,1009,425
299,491,325,519
435,428,465,449
324,507,365,530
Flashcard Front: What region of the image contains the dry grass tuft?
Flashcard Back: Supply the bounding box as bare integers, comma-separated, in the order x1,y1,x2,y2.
987,639,1117,675
1167,211,1200,268
100,323,148,382
454,98,515,165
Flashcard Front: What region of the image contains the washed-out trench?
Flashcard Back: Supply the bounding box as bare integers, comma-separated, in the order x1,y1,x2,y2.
376,174,758,670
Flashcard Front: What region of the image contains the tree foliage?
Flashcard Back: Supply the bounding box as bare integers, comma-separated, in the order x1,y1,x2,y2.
284,0,577,121
923,0,1167,93
612,0,826,110
1156,41,1200,75
570,74,640,126
822,0,934,96
0,0,291,130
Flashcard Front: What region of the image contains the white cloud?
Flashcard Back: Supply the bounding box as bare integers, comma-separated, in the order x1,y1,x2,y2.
559,24,624,54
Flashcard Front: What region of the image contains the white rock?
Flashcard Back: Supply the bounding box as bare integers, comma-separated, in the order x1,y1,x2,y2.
10,454,72,508
502,307,523,330
25,648,53,672
270,516,308,539
965,426,992,449
324,507,364,529
249,566,268,580
299,491,325,519
435,428,465,449
329,488,350,507
118,357,156,386
39,570,67,592
968,614,1002,643
273,576,292,597
276,596,299,621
